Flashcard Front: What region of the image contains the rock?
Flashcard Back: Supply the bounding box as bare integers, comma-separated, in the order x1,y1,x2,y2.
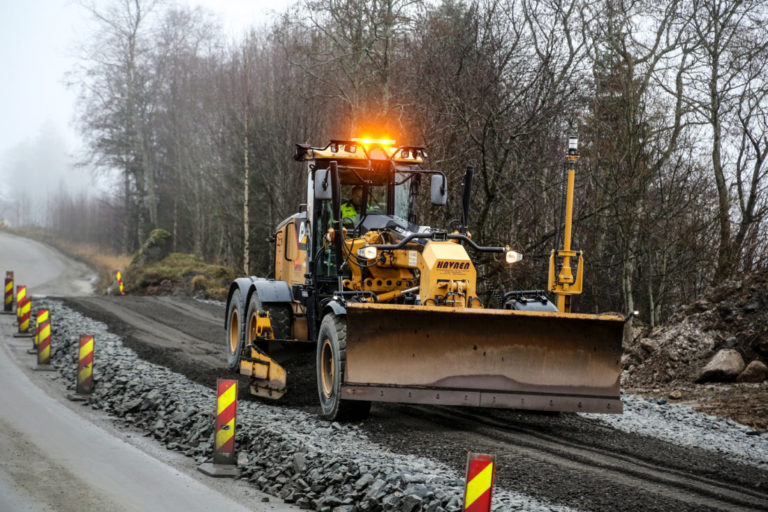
744,302,759,313
293,452,307,473
697,349,745,382
130,228,173,267
737,360,768,383
404,483,430,498
668,390,682,400
121,398,143,412
319,496,343,508
639,338,660,353
401,494,423,512
355,473,374,491
237,451,249,466
756,337,768,355
365,479,388,499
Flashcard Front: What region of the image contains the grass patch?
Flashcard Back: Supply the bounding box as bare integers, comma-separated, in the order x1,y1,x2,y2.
126,252,235,300
5,226,236,300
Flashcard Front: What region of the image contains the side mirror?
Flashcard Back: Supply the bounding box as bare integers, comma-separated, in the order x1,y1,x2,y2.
314,168,332,200
430,174,447,206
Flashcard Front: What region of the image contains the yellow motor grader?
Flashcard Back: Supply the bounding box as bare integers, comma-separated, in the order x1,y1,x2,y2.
225,138,625,420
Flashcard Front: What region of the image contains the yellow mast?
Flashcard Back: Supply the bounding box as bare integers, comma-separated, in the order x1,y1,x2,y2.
548,137,584,313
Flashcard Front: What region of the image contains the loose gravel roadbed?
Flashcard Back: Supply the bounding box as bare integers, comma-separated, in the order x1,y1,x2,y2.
61,296,768,511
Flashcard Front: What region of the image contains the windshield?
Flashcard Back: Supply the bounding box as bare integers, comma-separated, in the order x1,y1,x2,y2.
394,171,410,221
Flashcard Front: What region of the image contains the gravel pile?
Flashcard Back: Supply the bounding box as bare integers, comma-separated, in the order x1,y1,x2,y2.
623,273,768,387
582,392,768,470
38,300,573,512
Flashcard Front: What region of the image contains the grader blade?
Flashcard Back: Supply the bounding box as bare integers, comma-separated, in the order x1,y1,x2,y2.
341,303,624,413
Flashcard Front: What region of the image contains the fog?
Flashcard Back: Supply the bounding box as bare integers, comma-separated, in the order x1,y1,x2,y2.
0,0,291,228
0,122,98,226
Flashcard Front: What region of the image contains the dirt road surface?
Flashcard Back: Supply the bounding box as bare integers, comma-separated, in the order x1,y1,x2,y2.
0,231,296,512
3,230,768,511
65,295,768,512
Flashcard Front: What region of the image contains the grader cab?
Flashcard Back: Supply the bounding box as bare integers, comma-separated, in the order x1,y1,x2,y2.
225,138,625,420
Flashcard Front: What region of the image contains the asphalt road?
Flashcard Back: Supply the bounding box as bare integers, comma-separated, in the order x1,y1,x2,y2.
0,231,94,297
0,230,295,512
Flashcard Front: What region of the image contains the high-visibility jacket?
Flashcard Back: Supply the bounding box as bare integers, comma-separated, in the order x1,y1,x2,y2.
340,202,358,219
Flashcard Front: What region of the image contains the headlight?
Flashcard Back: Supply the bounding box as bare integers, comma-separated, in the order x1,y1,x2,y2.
358,246,378,260
505,250,522,264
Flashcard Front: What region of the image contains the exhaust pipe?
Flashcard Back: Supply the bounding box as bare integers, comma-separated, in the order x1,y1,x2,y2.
461,166,474,234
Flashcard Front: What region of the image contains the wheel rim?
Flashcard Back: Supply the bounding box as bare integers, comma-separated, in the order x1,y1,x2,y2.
248,311,258,346
228,308,239,354
320,337,335,398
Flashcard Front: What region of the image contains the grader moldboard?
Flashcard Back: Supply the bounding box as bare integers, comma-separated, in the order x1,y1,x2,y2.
224,138,625,421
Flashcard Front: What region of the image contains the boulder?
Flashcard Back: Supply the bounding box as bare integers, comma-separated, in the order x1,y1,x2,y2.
697,349,745,382
756,337,768,355
737,360,768,383
640,337,661,353
130,229,173,267
668,390,682,400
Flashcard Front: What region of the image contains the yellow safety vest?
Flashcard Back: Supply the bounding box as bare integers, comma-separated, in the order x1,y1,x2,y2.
340,202,358,219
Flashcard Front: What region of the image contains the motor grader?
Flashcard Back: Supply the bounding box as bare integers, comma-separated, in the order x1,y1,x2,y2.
224,138,625,421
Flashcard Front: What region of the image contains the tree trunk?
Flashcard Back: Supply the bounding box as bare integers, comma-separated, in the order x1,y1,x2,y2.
712,111,732,283
243,111,250,275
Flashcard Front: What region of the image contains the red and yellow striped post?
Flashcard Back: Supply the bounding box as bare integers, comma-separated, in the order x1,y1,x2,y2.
76,335,95,394
17,298,31,336
30,309,49,353
3,271,13,313
15,285,26,324
114,269,125,296
214,379,238,464
198,379,241,478
37,312,51,365
463,453,496,512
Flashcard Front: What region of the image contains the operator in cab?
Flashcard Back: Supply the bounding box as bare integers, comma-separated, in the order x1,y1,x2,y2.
340,185,364,223
340,185,385,227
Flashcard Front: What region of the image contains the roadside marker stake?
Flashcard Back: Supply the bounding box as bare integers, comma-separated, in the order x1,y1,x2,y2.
15,285,26,325
2,271,13,314
198,378,241,478
14,294,33,338
33,311,55,371
68,335,95,401
463,453,496,512
28,309,48,354
114,269,125,296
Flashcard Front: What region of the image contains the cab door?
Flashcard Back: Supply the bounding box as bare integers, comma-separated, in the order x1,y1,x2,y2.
275,217,307,286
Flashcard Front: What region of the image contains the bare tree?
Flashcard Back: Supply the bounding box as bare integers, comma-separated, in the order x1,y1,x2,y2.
687,0,768,282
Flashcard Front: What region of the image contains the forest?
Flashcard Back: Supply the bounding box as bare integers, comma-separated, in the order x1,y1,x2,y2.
46,0,768,325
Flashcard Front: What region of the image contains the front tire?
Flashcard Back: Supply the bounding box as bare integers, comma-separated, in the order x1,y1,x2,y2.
226,289,245,370
316,313,371,421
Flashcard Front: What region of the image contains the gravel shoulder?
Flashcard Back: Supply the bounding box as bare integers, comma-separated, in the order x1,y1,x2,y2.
0,313,291,512
58,295,768,511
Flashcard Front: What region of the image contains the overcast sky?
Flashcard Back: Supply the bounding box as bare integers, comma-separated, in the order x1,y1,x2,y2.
0,0,292,210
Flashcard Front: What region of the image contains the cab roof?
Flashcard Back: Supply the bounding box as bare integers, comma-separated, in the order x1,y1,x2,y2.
294,139,426,165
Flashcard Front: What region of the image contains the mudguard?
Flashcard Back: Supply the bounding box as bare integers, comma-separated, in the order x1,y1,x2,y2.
323,299,347,317
225,277,293,327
